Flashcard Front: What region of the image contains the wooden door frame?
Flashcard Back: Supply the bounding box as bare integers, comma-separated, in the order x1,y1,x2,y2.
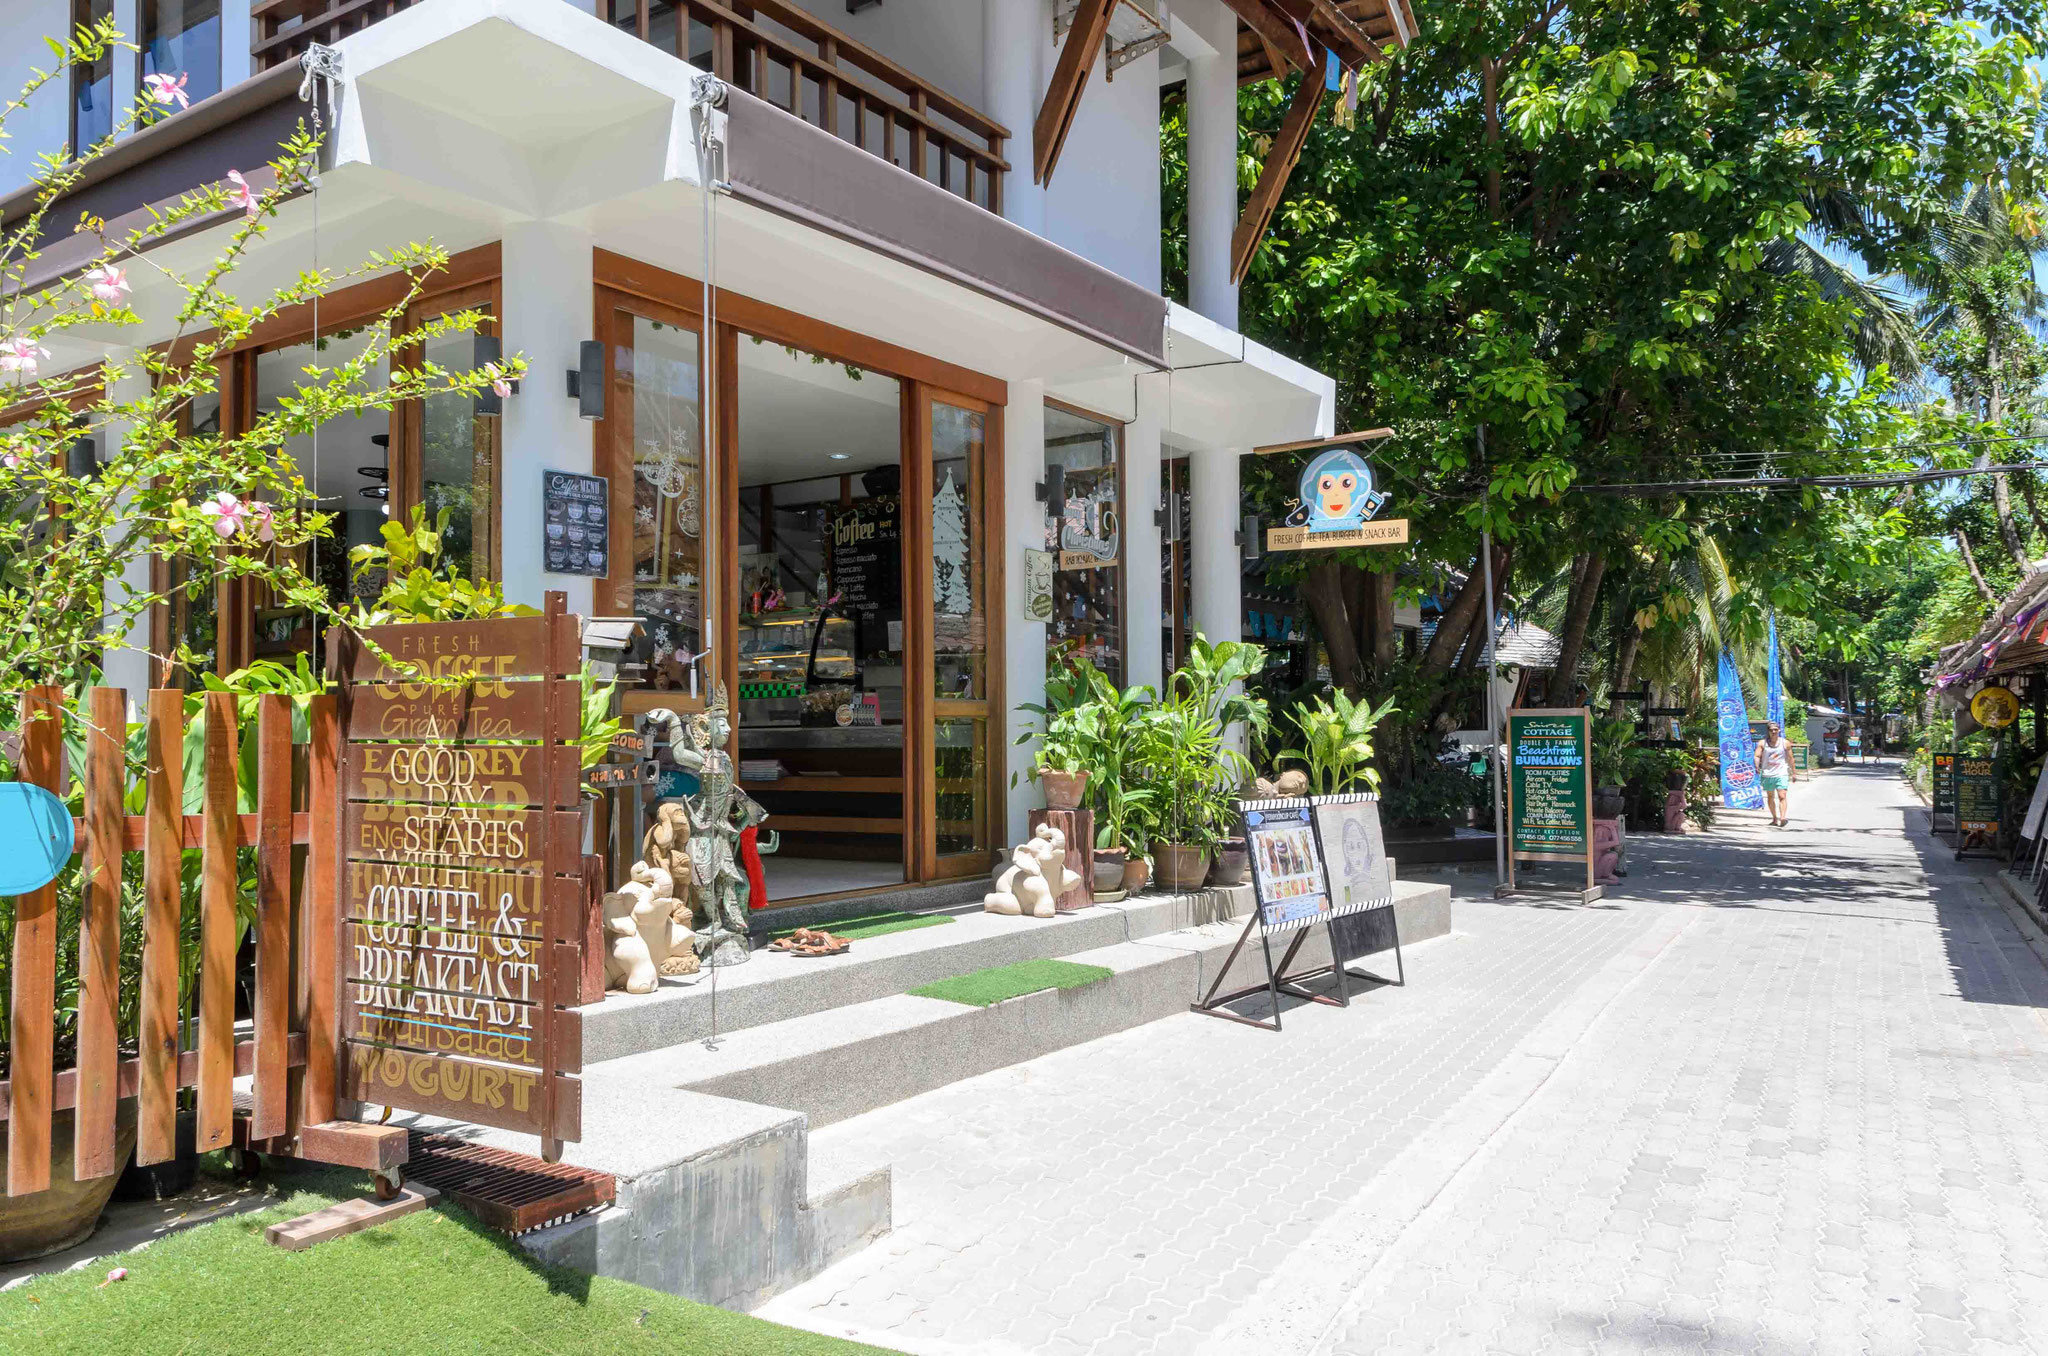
913,386,1005,880
594,249,1011,890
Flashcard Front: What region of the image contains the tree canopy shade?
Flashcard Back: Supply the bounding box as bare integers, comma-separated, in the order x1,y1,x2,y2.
1167,0,2048,702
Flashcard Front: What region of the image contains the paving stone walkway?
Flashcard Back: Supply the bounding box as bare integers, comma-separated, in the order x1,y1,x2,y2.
759,764,2048,1355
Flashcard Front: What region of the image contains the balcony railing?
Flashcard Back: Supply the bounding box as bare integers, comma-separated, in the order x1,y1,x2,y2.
251,0,1010,214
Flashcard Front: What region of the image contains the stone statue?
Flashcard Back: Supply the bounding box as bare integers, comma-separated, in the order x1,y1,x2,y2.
985,823,1079,919
601,861,699,993
648,686,766,967
1249,769,1311,800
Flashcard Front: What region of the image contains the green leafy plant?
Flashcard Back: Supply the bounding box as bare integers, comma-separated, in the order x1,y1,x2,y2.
1590,717,1641,790
349,506,539,625
1276,690,1397,795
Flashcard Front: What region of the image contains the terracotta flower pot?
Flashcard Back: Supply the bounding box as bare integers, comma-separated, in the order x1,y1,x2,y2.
0,1106,137,1263
1207,838,1249,887
1091,846,1128,894
1153,842,1212,892
1039,769,1090,811
1121,854,1151,894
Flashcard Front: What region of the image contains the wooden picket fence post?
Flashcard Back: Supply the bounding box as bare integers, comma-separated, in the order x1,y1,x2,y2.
2,685,353,1196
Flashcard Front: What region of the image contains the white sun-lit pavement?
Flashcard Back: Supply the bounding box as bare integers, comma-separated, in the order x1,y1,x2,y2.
758,764,2048,1355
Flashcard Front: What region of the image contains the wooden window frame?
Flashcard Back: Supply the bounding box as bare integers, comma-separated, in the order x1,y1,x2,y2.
1042,395,1128,687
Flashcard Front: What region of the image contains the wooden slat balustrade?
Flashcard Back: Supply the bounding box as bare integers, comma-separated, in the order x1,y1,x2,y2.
2,687,339,1195
249,0,1009,213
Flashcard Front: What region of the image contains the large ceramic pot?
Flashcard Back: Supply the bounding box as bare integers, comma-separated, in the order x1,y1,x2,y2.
0,1106,137,1263
1091,847,1128,897
1121,854,1151,894
1039,769,1091,812
1208,838,1249,887
1153,842,1212,892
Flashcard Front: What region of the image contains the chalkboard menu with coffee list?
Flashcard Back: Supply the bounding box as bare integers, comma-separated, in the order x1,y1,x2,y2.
543,470,609,577
827,497,901,630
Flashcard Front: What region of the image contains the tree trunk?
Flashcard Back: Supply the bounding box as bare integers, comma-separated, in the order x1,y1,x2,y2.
1420,565,1489,681
1613,626,1641,698
1551,553,1606,699
1984,335,2030,571
1956,529,1997,603
2020,474,2048,551
1301,560,1364,694
1369,568,1398,671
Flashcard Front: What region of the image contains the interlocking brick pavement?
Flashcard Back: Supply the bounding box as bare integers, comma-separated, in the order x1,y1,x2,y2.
759,764,2048,1355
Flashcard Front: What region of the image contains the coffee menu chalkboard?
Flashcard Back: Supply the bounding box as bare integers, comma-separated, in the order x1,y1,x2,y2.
826,497,901,634
543,471,609,577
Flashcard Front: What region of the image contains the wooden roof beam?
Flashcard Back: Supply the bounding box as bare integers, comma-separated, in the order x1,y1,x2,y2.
1033,0,1117,185
1219,0,1312,76
1230,70,1326,282
1305,0,1386,63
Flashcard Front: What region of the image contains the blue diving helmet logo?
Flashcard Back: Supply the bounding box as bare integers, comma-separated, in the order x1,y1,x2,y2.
1288,448,1388,531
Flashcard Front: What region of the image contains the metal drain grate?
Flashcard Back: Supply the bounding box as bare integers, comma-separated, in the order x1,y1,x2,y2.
403,1131,616,1235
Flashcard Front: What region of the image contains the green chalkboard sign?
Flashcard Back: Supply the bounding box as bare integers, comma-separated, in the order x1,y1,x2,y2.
1931,751,1956,829
1506,709,1593,879
1955,755,1999,834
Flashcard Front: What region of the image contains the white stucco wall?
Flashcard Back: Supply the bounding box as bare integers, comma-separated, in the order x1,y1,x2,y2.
1039,44,1162,293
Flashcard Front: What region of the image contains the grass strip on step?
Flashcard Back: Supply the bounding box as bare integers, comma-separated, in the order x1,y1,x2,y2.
0,1170,901,1356
910,957,1114,1007
770,910,955,942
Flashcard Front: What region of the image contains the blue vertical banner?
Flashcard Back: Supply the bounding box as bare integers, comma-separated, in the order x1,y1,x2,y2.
1718,649,1765,810
1765,613,1786,731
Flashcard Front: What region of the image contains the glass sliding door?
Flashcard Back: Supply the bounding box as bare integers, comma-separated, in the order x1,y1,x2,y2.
396,287,502,583
916,389,998,876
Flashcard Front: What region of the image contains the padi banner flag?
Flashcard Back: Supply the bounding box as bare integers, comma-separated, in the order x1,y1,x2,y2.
1765,613,1785,732
1718,650,1766,810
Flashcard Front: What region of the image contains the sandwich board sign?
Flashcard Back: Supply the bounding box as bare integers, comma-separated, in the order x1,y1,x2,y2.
1502,707,1601,903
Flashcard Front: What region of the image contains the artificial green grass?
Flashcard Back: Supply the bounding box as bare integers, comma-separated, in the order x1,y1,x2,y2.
770,910,955,943
0,1172,899,1356
909,957,1114,1007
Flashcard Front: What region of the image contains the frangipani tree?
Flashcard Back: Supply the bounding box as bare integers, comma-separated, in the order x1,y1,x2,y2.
0,20,523,691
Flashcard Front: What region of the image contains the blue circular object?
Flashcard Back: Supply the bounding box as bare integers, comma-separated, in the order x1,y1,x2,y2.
0,782,75,895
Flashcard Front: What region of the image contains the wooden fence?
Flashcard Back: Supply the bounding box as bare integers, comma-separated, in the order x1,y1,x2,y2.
2,687,336,1197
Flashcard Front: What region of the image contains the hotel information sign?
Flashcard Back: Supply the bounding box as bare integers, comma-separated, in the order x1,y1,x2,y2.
1504,707,1598,898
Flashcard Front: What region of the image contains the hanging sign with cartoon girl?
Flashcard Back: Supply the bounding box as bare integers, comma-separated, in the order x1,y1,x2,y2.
1265,447,1409,552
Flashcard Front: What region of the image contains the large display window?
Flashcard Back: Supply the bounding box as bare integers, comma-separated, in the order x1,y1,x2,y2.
1044,400,1125,686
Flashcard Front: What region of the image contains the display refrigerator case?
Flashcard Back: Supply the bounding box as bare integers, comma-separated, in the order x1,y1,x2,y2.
737,611,858,726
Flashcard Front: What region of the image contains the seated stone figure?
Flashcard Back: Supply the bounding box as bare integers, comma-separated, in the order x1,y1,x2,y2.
602,860,701,994
985,823,1080,919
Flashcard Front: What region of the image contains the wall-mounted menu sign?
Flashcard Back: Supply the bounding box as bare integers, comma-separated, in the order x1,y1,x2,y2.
333,600,584,1153
827,497,901,628
543,470,609,577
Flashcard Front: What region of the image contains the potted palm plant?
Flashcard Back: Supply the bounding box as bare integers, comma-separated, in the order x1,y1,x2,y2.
1277,689,1398,795
1140,637,1269,891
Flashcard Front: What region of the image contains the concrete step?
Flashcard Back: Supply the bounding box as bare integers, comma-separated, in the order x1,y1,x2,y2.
586,879,1452,1130
580,884,1254,1063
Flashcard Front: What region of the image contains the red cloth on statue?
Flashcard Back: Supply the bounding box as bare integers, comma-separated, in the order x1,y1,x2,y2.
741,825,768,909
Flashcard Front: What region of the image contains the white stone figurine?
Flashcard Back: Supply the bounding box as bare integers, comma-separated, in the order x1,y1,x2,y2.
984,823,1080,918
602,861,700,994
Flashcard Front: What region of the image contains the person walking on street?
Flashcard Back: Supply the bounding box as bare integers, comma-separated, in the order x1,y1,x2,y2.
1756,721,1793,827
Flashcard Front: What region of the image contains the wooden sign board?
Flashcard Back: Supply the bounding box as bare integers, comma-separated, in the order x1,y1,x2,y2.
333,598,585,1157
1266,519,1409,552
1502,707,1600,902
588,760,657,790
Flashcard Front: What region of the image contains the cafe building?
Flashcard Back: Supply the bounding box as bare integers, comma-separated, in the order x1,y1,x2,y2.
7,0,1414,906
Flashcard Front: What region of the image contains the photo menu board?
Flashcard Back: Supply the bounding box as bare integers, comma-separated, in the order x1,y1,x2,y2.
1242,800,1332,932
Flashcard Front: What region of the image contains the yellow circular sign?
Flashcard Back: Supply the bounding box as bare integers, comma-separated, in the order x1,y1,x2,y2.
1971,685,2021,729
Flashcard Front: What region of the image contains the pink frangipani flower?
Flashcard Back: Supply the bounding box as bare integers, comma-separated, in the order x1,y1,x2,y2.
84,265,129,302
226,170,259,220
142,72,189,110
199,491,248,538
0,337,49,376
